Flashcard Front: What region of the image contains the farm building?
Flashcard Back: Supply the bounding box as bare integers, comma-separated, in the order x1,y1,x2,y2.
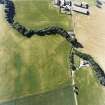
54,0,72,6
72,5,89,15
79,59,90,68
55,0,89,15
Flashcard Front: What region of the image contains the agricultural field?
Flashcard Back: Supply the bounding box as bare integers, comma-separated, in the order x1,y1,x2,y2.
0,85,75,105
0,0,75,105
13,0,72,30
75,67,105,105
1,0,105,105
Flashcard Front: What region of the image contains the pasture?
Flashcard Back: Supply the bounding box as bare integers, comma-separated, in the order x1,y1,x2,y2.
75,67,105,105
13,0,72,30
0,0,75,104
0,85,75,105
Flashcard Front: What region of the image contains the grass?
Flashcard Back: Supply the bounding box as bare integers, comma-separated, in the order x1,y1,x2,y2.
75,67,105,105
1,0,104,105
14,35,72,96
74,54,80,68
0,30,72,98
0,0,74,104
13,0,72,30
0,85,75,105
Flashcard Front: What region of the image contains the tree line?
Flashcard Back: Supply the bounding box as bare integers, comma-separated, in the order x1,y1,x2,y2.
74,49,105,86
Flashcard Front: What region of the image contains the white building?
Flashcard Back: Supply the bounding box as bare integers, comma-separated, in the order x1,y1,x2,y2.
79,59,90,68
54,0,89,15
54,0,71,6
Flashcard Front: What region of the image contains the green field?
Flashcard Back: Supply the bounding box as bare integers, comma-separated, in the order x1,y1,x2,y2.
75,67,105,105
0,29,72,99
1,0,105,105
0,85,75,105
13,0,72,30
0,0,75,104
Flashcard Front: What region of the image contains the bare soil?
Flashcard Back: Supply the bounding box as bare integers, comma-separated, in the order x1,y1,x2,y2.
74,6,105,72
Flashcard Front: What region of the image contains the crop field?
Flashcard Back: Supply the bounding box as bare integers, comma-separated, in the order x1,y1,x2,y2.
13,0,72,30
75,67,105,105
0,85,75,105
0,0,75,105
1,0,104,105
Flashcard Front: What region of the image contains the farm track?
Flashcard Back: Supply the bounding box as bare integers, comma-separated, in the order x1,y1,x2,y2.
68,48,78,105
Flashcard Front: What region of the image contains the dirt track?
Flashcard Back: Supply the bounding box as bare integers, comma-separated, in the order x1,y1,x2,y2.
74,6,105,72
